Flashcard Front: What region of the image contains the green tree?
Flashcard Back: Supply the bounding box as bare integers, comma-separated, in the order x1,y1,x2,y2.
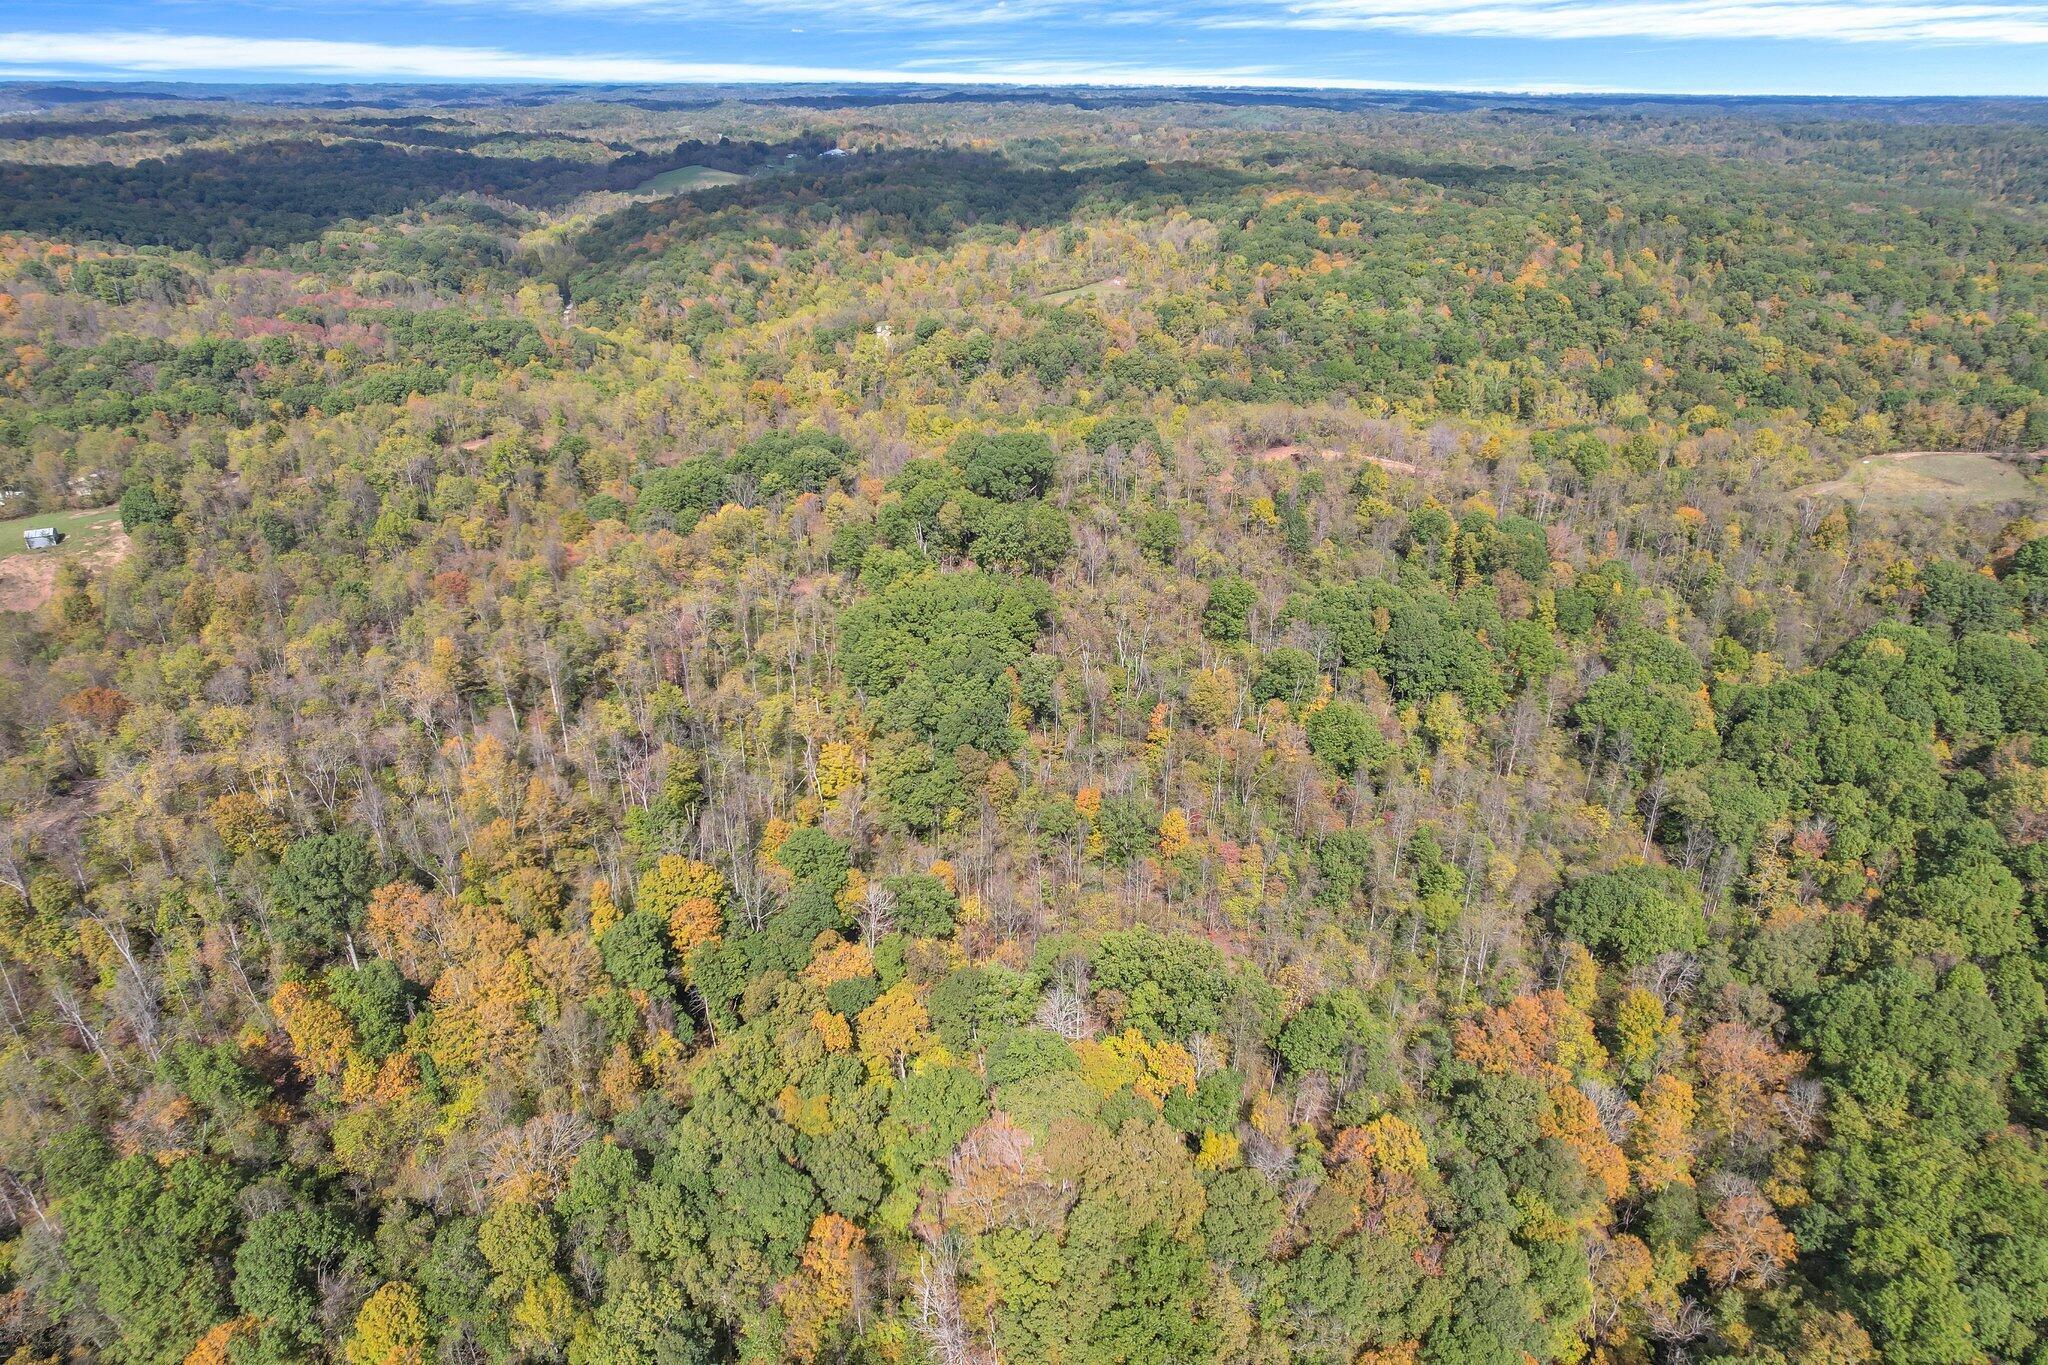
883,871,958,937
1251,647,1319,707
1202,577,1256,643
1278,989,1386,1078
1304,700,1389,777
600,911,675,999
270,833,378,959
325,959,410,1059
1092,927,1226,1039
951,430,1056,501
47,1145,240,1365
233,1202,366,1357
1550,865,1705,966
1135,507,1182,564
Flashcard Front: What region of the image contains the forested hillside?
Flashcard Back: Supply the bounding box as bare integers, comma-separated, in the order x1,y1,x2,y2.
3,89,2048,1365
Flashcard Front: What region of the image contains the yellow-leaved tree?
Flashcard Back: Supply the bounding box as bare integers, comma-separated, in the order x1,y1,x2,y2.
637,855,727,964
780,1214,867,1361
345,1283,428,1365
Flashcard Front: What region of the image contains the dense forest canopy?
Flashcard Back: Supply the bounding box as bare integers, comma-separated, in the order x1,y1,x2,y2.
2,84,2048,1365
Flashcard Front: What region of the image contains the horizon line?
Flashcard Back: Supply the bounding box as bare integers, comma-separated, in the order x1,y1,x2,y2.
4,74,2047,101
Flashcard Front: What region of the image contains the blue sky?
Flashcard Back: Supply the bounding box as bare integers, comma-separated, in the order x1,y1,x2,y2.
4,0,2046,97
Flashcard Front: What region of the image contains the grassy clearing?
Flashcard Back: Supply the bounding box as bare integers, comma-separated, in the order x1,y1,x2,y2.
1794,451,2045,511
634,166,749,195
1,504,123,554
0,504,127,614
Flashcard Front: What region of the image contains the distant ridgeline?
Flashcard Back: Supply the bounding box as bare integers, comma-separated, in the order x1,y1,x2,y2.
0,133,836,256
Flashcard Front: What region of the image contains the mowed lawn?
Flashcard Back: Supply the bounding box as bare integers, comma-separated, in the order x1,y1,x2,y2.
634,166,749,195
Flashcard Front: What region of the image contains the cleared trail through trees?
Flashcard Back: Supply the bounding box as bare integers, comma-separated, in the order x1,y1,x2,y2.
1257,443,1430,477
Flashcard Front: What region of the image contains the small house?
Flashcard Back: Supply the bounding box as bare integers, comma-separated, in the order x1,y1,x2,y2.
23,527,61,550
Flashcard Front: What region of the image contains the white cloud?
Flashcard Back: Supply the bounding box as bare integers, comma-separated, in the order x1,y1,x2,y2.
0,29,1603,88
0,32,916,83
462,0,1082,27
391,0,2048,40
1209,0,2048,42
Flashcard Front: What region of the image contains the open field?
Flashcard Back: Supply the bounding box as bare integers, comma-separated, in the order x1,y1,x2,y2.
1792,450,2046,510
634,165,748,195
0,505,128,613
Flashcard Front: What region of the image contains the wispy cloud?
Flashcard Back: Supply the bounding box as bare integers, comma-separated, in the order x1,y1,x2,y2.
0,29,1587,89
382,0,2048,40
1208,0,2048,42
442,0,1082,27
